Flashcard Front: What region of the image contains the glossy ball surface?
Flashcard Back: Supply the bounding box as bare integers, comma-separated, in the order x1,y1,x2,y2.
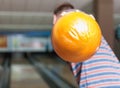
52,11,102,62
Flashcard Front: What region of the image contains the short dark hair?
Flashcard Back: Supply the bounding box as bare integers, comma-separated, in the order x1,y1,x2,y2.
54,2,74,15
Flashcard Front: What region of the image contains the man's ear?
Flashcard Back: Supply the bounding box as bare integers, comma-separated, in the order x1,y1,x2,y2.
53,15,57,24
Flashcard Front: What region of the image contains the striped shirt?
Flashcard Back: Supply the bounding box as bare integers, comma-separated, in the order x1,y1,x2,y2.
70,37,120,88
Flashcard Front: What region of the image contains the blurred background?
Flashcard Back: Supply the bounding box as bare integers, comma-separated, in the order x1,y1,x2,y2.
0,0,119,88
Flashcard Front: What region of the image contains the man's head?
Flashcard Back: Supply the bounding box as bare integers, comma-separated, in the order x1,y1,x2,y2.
53,2,74,24
52,3,102,62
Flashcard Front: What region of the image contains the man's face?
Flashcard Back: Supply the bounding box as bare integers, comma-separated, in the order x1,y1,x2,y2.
53,15,57,25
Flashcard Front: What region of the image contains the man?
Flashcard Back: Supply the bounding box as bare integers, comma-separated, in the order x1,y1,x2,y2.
53,2,120,88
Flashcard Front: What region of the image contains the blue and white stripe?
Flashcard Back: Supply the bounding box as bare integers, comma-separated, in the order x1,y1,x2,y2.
70,37,120,88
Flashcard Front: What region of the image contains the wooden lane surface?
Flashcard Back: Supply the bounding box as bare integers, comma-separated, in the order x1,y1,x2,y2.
11,64,49,88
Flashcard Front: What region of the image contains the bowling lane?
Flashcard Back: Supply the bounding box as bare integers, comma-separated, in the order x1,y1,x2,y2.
10,53,78,88
11,64,49,88
11,54,49,88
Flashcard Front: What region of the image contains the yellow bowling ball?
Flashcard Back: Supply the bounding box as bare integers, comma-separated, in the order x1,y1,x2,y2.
52,11,102,62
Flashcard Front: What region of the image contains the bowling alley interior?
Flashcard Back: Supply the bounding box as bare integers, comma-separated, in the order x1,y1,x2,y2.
0,0,120,88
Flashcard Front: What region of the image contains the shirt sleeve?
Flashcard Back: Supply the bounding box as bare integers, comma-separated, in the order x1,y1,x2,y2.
70,37,120,88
